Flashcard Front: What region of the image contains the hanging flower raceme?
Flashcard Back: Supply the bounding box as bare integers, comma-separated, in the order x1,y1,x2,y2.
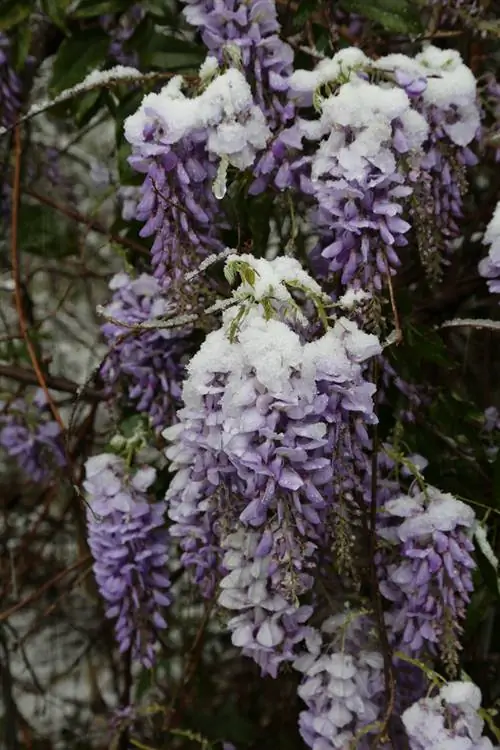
288,46,480,289
0,32,21,129
478,200,500,296
182,0,294,128
0,390,66,482
163,254,382,676
99,271,188,431
379,47,480,281
124,67,271,285
100,5,145,66
84,454,171,668
294,611,387,750
289,48,428,290
377,485,476,674
402,681,499,750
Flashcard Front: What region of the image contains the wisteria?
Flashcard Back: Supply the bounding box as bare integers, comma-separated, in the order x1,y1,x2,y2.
0,390,66,482
479,200,500,295
402,681,498,749
84,453,170,668
377,486,476,673
99,271,188,430
294,612,386,750
3,0,500,746
164,254,382,676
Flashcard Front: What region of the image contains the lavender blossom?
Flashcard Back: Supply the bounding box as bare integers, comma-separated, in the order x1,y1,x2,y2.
182,0,294,128
84,453,171,667
0,33,21,129
478,200,500,295
378,486,476,674
402,681,498,750
294,612,386,750
124,69,270,284
164,255,382,675
99,271,187,431
0,390,66,482
100,5,145,66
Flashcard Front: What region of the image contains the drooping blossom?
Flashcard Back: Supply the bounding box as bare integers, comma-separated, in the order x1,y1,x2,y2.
84,453,171,668
124,68,270,285
294,612,386,750
99,271,188,430
100,5,145,66
478,200,500,295
377,486,476,674
163,254,382,675
402,681,498,750
0,390,66,482
182,0,294,128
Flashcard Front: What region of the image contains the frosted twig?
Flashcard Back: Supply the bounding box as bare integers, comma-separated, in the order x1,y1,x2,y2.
439,318,500,332
184,247,234,282
0,66,173,137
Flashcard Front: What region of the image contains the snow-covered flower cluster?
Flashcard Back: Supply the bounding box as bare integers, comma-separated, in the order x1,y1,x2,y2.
164,255,382,675
479,201,500,295
402,681,498,750
99,271,188,430
288,45,480,288
378,486,476,672
0,390,66,482
84,453,170,668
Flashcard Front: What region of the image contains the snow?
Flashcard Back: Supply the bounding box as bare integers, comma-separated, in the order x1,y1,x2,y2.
199,55,219,81
289,48,369,96
226,253,325,303
124,67,271,171
483,201,500,249
338,289,371,310
396,486,475,540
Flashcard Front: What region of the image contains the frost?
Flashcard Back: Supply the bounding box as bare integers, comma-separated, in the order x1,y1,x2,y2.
473,523,499,571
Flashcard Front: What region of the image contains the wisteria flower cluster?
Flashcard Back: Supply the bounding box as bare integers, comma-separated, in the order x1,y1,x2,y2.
0,389,66,482
84,453,170,668
81,0,500,745
402,681,497,750
163,254,382,677
99,271,188,430
378,486,476,672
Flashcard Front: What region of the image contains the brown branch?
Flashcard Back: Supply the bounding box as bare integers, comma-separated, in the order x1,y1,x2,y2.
11,126,68,446
0,555,91,623
24,188,149,257
0,363,104,400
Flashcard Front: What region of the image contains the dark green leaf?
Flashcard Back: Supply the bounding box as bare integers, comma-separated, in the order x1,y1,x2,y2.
41,0,72,28
49,30,110,96
71,0,130,18
493,452,500,508
0,0,31,30
339,0,422,33
17,203,79,258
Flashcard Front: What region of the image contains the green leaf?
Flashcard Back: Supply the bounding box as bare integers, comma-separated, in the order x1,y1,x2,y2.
493,451,500,508
71,0,130,17
41,0,72,28
339,0,422,33
0,0,31,30
17,203,79,259
49,29,110,96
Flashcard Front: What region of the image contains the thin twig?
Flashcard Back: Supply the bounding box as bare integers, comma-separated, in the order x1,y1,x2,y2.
11,125,67,444
0,363,103,400
25,188,149,257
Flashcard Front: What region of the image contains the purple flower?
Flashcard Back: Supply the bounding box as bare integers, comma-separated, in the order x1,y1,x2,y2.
84,453,171,667
163,256,382,675
0,390,66,482
377,486,476,672
99,271,188,431
294,613,386,750
478,201,500,296
402,681,498,750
